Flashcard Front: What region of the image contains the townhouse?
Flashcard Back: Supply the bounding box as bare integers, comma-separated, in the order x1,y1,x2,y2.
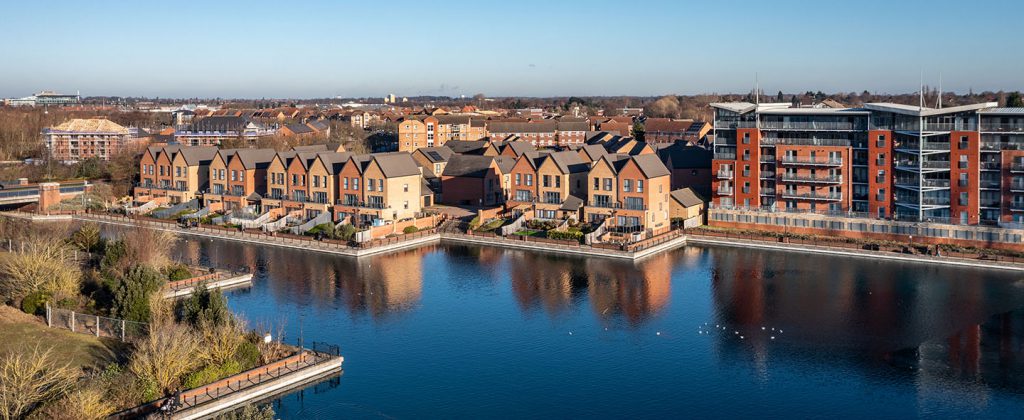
440,155,514,206
507,151,589,220
137,145,219,204
204,149,277,212
583,154,673,236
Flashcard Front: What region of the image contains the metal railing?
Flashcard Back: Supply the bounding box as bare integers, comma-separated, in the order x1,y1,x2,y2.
716,171,734,179
760,121,860,130
717,187,734,195
779,174,842,183
980,123,1024,132
780,192,842,201
714,152,737,160
779,156,843,166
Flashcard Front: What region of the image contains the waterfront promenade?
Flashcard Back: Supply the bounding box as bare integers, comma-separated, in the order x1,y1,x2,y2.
4,211,1023,268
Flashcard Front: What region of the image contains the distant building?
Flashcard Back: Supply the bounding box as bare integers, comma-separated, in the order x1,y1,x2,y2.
8,90,80,107
43,118,140,162
174,116,276,146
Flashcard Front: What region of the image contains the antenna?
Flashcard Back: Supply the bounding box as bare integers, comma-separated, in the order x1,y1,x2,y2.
754,72,760,106
937,73,942,109
919,69,924,110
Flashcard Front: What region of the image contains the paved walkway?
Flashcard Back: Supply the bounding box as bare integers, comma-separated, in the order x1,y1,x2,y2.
687,234,1024,272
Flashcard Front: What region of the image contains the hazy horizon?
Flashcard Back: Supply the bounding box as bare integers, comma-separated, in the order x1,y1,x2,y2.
2,0,1022,99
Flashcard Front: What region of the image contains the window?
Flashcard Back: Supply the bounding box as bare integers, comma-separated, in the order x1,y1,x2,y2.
367,178,375,191
378,178,384,192
403,184,409,192
637,179,644,192
593,177,599,190
343,178,349,189
404,200,409,209
743,132,750,144
231,170,237,181
555,176,561,188
876,135,885,147
623,179,632,192
542,175,550,188
604,178,612,191
516,173,522,185
292,174,298,185
526,174,533,186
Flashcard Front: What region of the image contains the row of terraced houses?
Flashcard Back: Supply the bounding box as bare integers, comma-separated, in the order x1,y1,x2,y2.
135,144,426,226
134,132,713,239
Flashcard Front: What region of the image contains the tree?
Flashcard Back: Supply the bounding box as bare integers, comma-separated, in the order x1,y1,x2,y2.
632,122,646,142
69,223,103,253
179,285,230,328
645,96,681,118
776,91,784,102
1006,91,1024,107
0,346,77,420
112,265,165,323
129,323,201,394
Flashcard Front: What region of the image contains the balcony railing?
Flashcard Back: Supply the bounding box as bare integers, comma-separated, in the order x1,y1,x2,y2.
1011,182,1024,192
334,200,386,209
716,171,734,179
779,174,843,184
1012,202,1024,211
760,121,859,131
714,121,757,129
1012,163,1024,173
780,192,842,201
779,156,843,166
896,142,951,151
589,201,618,209
714,153,737,160
980,161,1001,170
894,179,951,188
980,123,1024,132
773,138,853,147
760,155,776,163
717,187,734,195
760,172,776,180
979,180,1001,189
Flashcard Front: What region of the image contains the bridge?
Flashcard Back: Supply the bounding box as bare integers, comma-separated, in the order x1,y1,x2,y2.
0,179,91,210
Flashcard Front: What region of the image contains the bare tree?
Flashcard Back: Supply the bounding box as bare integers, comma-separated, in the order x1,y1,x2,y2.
129,323,201,394
0,345,77,420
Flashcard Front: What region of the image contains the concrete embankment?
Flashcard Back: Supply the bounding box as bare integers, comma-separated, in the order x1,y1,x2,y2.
686,235,1024,272
163,273,254,299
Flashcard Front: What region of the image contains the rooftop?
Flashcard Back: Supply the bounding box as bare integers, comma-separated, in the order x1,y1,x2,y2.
48,118,129,134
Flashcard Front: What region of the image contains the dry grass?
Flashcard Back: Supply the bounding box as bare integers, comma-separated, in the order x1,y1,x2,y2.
0,345,78,420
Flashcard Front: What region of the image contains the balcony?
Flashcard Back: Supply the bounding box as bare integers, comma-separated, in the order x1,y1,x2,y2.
1012,163,1024,173
1012,203,1024,211
779,156,843,166
760,172,776,180
894,179,950,189
334,199,386,209
895,142,951,152
759,155,776,163
779,174,843,184
589,199,618,207
980,123,1024,132
714,120,757,130
717,187,734,195
774,138,853,147
1011,182,1024,192
780,192,842,201
760,121,858,131
714,152,737,160
979,180,1001,189
980,161,1001,170
716,170,734,179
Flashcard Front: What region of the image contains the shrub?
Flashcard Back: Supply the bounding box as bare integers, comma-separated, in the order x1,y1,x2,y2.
179,285,230,328
235,341,261,371
403,226,418,234
305,223,336,238
336,224,357,241
111,265,165,323
69,223,103,253
163,264,193,282
182,359,242,390
20,291,49,315
129,323,200,394
0,346,77,420
547,230,584,242
0,241,81,304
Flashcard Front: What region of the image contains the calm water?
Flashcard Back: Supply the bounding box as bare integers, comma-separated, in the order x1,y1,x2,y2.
169,236,1024,419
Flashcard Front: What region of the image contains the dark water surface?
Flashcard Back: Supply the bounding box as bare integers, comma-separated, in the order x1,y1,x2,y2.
170,237,1024,419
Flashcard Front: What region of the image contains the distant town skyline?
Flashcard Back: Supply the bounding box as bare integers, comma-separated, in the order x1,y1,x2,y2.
1,0,1022,99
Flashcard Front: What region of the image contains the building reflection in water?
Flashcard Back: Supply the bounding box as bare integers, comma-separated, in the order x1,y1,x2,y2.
175,237,430,320
500,249,671,327
707,245,1024,395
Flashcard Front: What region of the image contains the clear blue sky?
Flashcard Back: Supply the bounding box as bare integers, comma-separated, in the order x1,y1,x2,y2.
1,0,1021,99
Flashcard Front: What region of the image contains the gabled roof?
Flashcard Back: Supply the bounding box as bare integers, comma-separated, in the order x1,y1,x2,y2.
644,118,693,133
656,142,712,169
415,146,454,163
670,188,704,208
284,123,315,135
559,195,584,211
578,144,608,161
312,152,352,174
371,153,420,178
231,148,277,170
444,140,491,155
543,151,589,174
499,141,535,157
630,154,671,178
443,155,499,178
291,144,330,152
177,146,219,165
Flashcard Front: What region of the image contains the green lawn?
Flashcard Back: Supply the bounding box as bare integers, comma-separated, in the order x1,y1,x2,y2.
476,218,506,232
0,309,127,372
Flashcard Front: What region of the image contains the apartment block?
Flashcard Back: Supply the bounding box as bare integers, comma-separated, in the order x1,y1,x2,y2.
711,101,1024,227
43,118,142,162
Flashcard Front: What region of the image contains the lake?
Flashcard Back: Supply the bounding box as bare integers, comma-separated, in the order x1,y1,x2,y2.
170,236,1024,419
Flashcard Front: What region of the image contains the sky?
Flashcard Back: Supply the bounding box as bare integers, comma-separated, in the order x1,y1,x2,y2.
1,0,1022,99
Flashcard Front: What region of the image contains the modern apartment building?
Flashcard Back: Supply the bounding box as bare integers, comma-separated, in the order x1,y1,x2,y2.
397,115,485,152
711,101,1024,226
43,118,142,162
174,116,276,146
